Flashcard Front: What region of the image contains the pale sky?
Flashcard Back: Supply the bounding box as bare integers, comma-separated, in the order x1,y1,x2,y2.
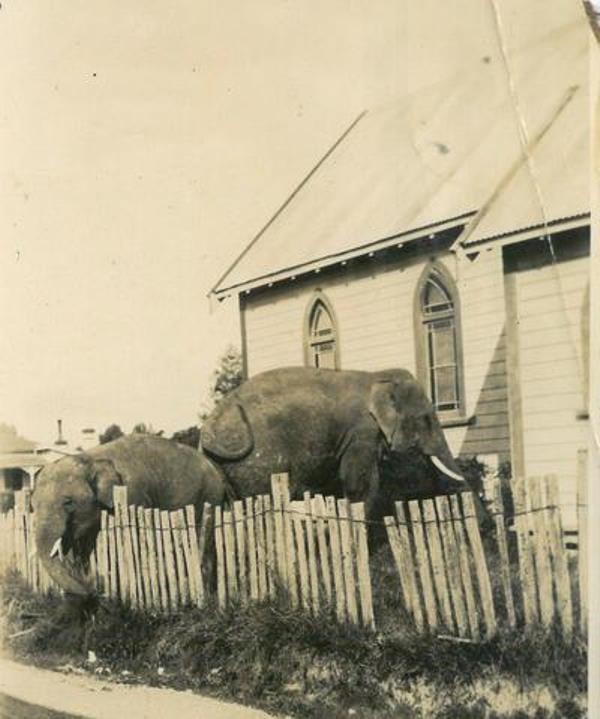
0,1,520,444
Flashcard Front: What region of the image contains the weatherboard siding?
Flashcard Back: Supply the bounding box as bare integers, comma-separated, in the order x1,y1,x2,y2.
243,247,511,462
511,254,588,528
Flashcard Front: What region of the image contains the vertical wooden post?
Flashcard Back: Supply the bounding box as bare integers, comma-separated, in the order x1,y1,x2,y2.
160,510,179,611
337,499,358,625
144,509,160,609
528,477,554,626
435,496,467,637
129,505,144,607
422,499,454,632
449,495,479,640
254,496,268,601
153,508,169,612
271,475,287,590
136,507,151,608
292,509,310,611
223,509,238,602
407,500,438,630
233,501,248,604
245,497,259,602
304,492,320,615
107,514,117,600
313,495,332,605
394,502,423,630
197,503,213,601
491,479,516,628
279,474,298,608
263,495,276,600
214,505,226,609
113,486,132,604
462,493,497,638
577,449,588,630
171,509,190,607
512,479,538,625
351,503,374,630
326,496,346,622
98,511,110,597
185,505,204,607
545,475,573,637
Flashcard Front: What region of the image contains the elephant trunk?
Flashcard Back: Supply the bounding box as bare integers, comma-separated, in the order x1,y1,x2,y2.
35,521,93,597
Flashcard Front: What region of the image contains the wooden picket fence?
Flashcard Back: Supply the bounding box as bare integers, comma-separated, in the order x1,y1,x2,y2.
0,454,588,639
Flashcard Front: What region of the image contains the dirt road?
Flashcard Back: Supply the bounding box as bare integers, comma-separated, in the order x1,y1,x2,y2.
0,659,276,718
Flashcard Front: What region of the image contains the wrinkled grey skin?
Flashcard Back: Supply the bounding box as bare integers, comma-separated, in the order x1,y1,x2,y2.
200,367,474,518
32,434,227,597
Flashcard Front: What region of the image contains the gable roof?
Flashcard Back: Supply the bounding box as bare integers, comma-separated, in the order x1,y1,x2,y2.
212,5,588,297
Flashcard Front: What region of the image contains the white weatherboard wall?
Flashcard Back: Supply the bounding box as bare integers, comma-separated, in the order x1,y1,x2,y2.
242,247,510,460
514,254,588,528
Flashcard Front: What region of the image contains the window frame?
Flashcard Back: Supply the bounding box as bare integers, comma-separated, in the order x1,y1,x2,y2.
414,262,465,419
303,290,340,370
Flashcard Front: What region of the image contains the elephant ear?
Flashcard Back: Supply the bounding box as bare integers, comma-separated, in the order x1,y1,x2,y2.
90,459,124,509
200,402,254,461
368,380,400,446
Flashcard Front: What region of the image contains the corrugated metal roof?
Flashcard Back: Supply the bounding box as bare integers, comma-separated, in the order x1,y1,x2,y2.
213,4,588,296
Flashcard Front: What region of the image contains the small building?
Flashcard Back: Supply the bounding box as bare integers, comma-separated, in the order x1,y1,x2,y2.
211,6,589,528
0,424,45,508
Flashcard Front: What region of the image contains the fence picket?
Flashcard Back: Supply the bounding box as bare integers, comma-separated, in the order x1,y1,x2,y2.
171,510,190,607
185,505,204,607
337,499,358,625
449,495,479,640
107,514,118,600
214,506,226,609
223,509,238,602
279,475,298,608
292,509,310,611
245,497,259,602
129,505,144,607
528,477,554,626
313,495,332,605
435,496,467,637
197,503,212,602
407,500,438,630
153,508,169,612
512,479,538,625
394,502,423,631
263,495,276,600
113,487,131,604
233,501,248,604
137,508,151,609
351,503,374,630
271,475,287,590
160,510,179,611
304,492,320,615
491,480,516,629
462,493,496,638
326,496,346,622
576,449,588,631
545,475,573,636
98,512,110,597
254,496,268,601
422,499,454,632
144,509,160,609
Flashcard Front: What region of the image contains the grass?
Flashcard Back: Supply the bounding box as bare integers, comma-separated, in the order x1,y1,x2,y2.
0,566,587,719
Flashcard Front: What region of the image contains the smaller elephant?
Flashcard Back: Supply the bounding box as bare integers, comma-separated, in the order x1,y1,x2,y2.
32,434,227,597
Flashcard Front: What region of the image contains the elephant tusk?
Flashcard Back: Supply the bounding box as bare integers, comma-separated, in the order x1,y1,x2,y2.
49,537,64,561
431,456,465,483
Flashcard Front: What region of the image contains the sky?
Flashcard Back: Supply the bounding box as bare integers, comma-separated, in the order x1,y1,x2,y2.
0,0,542,444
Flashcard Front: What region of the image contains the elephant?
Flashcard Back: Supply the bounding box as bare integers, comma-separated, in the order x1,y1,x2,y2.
200,366,474,519
32,433,227,598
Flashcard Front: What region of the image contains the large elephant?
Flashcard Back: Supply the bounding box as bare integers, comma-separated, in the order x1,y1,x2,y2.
32,434,227,597
200,367,471,518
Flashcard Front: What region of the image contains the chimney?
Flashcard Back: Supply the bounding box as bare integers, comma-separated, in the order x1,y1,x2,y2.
54,419,67,446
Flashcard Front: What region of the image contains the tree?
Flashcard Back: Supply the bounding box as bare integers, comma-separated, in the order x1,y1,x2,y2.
199,345,243,420
132,423,163,436
99,424,124,445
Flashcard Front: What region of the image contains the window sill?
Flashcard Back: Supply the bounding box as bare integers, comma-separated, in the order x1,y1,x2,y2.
439,415,476,429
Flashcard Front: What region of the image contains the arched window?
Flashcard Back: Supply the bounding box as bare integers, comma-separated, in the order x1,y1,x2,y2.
304,293,339,369
415,264,464,416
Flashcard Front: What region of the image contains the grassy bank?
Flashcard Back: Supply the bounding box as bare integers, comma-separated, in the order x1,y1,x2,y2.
0,570,587,719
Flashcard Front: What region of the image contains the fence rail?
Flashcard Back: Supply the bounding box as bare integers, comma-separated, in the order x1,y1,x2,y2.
0,461,588,638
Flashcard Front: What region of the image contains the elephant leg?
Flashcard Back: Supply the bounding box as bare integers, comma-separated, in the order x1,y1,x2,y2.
338,440,381,517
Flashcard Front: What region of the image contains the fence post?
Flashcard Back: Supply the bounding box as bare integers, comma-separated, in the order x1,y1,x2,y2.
232,501,248,604
528,477,554,627
407,500,438,631
512,479,538,625
351,502,374,630
223,509,238,602
304,492,320,615
326,495,346,622
160,510,179,611
545,475,573,637
292,504,310,611
393,502,423,630
245,497,259,602
422,499,455,632
262,495,276,600
185,505,204,607
129,505,144,607
449,495,479,640
197,502,213,602
577,449,588,631
271,475,288,591
313,494,332,605
171,509,190,607
462,493,497,638
491,479,516,629
113,486,133,605
337,499,358,625
435,496,468,638
279,474,298,608
254,496,268,601
214,505,226,609
153,508,169,612
144,509,160,609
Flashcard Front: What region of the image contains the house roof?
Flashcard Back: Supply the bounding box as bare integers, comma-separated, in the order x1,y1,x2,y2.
0,424,37,454
212,4,588,297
